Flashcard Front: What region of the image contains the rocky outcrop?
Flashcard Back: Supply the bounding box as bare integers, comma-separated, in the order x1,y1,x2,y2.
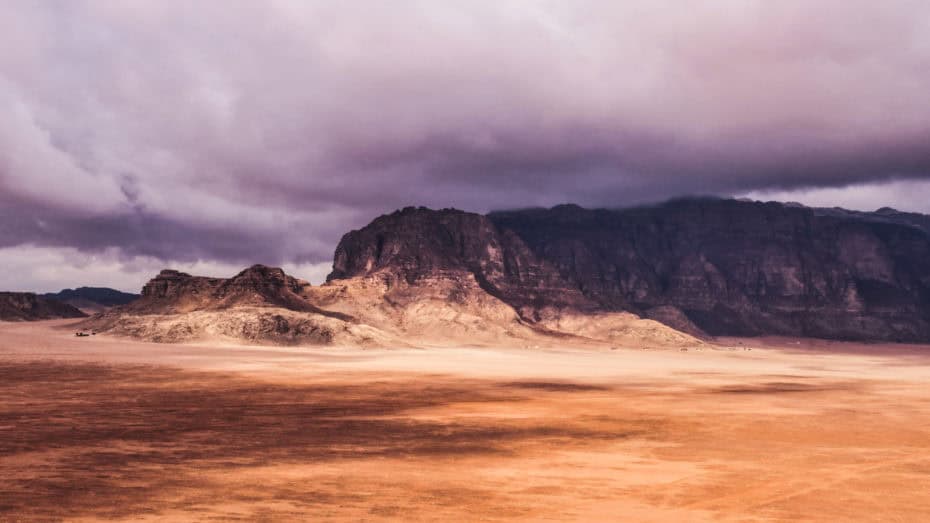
87,257,702,349
0,292,88,321
330,199,930,342
329,206,595,320
84,265,365,345
86,307,390,347
126,265,345,318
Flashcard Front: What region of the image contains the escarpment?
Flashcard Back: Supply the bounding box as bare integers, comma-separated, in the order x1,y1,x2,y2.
488,199,930,341
86,198,930,346
331,199,930,342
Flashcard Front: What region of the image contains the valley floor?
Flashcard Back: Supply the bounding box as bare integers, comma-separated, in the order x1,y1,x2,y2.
1,320,930,521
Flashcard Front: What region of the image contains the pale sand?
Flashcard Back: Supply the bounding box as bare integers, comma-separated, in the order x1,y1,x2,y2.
1,319,929,521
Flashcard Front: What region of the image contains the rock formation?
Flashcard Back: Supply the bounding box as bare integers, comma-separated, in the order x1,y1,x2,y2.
0,292,88,321
329,206,595,320
126,265,341,317
488,199,930,341
85,265,369,346
331,199,930,342
86,197,930,346
86,259,700,348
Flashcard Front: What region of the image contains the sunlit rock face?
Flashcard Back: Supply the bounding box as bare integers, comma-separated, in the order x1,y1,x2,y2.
133,265,317,314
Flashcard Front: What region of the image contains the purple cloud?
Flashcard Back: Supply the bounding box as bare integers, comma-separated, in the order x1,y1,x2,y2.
2,1,930,290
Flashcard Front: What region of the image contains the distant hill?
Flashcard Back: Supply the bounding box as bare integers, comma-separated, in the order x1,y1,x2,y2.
0,292,87,321
43,287,139,314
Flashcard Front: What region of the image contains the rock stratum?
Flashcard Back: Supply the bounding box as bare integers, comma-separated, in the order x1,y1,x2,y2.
85,198,930,346
0,292,88,321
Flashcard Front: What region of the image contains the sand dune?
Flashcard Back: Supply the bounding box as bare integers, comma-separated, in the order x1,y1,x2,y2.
1,320,929,521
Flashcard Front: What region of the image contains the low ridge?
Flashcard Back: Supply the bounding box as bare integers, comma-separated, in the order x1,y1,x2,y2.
42,287,139,314
0,292,88,321
86,257,699,348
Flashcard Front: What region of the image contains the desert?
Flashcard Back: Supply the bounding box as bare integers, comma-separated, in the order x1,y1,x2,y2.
5,2,930,520
2,319,929,521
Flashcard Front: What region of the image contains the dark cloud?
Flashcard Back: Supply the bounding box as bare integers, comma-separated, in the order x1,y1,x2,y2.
2,0,930,288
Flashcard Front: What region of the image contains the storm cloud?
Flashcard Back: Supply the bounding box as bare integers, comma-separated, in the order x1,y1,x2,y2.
2,1,930,290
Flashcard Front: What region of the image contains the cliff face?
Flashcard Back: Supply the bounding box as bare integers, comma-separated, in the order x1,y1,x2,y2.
489,199,930,341
329,206,594,319
0,292,88,321
330,200,930,342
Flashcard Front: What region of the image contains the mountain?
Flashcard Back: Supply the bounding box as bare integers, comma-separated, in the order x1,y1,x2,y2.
42,287,139,314
85,260,699,349
487,199,930,341
0,292,88,321
84,265,371,345
332,199,930,342
126,266,331,315
86,198,930,345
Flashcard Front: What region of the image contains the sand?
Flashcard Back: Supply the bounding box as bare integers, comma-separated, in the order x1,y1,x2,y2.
2,319,930,521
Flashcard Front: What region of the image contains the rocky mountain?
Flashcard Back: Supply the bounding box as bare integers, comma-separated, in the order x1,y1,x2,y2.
329,207,595,319
86,198,930,346
0,292,88,321
332,199,930,342
489,199,930,341
86,260,698,349
85,265,369,345
42,287,139,314
125,265,341,316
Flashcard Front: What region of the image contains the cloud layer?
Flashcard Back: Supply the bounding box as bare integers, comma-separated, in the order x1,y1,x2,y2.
2,1,930,289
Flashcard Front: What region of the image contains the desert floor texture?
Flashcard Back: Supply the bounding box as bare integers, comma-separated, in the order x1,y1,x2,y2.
2,320,930,522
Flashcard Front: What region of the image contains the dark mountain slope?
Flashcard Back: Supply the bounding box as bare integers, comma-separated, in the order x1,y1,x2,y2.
489,199,930,341
0,292,88,321
43,287,139,313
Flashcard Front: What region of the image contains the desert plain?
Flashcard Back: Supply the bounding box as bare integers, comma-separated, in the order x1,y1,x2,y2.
1,320,929,522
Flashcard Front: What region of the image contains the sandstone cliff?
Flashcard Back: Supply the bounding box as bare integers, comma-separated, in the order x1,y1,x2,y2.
330,199,930,342
329,206,595,320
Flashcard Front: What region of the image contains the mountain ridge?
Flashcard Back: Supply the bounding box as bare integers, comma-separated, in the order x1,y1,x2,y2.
83,197,930,345
0,292,88,321
333,198,930,342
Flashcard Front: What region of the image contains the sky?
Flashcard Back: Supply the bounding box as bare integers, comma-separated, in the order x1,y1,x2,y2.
2,1,930,292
